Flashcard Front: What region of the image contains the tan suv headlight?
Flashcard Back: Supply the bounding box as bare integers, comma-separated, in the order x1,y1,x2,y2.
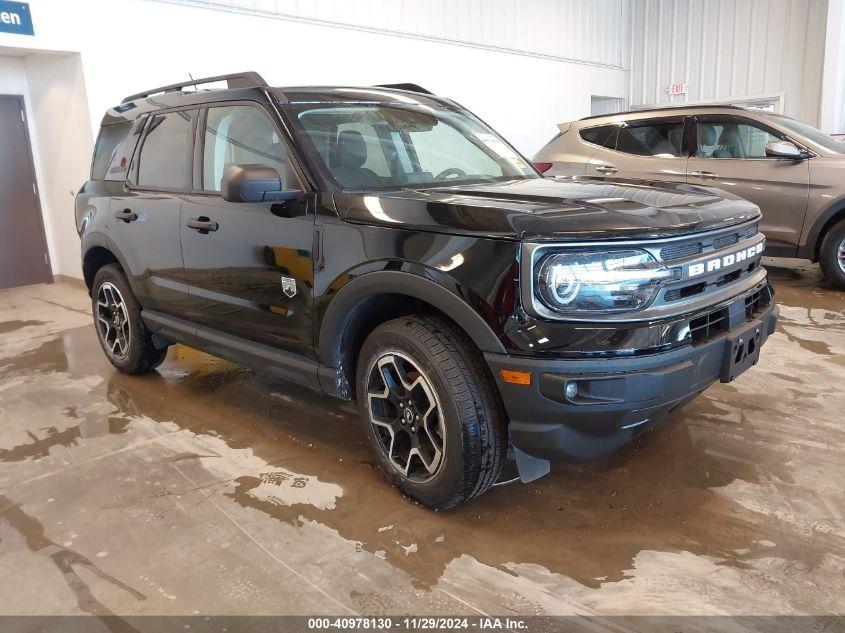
536,250,673,314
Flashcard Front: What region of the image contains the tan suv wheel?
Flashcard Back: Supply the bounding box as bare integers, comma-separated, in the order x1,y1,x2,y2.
819,219,845,290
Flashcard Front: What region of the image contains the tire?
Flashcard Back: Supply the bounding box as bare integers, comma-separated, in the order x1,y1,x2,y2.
819,219,845,290
91,264,168,374
355,315,507,510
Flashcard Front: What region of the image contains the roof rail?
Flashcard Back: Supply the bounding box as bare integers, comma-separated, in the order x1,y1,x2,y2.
577,103,753,122
121,71,268,104
375,83,434,95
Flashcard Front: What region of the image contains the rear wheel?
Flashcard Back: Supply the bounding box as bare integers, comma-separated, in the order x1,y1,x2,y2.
356,315,506,510
819,218,845,290
91,264,168,373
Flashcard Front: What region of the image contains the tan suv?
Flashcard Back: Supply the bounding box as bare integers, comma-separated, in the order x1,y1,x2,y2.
533,105,845,288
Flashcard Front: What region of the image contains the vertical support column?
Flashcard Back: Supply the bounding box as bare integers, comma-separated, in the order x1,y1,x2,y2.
820,0,845,133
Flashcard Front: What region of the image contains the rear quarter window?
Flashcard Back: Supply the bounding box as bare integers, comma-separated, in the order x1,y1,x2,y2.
105,118,147,182
579,125,617,149
91,122,131,180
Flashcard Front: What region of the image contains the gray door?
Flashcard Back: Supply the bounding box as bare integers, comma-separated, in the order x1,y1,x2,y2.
0,95,51,289
687,116,809,253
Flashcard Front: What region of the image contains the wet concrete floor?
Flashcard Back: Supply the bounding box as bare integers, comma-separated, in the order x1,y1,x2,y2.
0,259,843,618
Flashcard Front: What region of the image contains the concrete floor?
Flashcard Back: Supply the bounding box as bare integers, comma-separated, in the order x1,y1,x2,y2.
0,259,843,620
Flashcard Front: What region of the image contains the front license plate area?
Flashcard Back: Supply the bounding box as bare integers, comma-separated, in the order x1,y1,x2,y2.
720,322,763,383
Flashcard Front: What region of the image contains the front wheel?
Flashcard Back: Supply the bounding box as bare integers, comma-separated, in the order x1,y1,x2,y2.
91,264,168,374
819,218,845,290
356,315,506,510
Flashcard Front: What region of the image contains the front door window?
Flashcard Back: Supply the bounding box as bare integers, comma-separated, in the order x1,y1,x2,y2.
202,105,288,191
695,120,782,159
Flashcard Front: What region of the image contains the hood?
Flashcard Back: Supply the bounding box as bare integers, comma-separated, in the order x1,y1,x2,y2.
334,177,761,242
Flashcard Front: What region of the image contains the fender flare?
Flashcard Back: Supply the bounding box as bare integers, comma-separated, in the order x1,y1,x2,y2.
317,269,507,368
799,199,845,261
81,232,135,292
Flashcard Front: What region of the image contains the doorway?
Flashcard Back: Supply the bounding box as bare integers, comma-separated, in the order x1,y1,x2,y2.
0,94,52,289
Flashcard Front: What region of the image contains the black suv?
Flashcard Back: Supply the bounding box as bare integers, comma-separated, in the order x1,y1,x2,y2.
76,72,779,509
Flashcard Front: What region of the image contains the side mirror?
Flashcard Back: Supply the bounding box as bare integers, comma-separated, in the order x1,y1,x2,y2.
221,164,302,203
765,140,807,160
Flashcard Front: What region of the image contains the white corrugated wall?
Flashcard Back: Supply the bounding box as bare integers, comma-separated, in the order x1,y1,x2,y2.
628,0,829,125
152,0,631,69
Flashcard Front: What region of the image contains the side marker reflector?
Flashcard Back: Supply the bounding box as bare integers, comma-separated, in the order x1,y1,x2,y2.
500,369,531,386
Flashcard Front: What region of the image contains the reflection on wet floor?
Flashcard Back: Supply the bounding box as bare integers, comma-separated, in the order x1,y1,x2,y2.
0,259,843,617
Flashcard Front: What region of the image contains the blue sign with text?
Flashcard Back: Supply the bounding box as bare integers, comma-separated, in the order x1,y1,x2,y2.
0,1,33,36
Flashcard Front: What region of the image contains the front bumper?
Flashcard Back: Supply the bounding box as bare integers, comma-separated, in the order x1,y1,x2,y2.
486,289,779,465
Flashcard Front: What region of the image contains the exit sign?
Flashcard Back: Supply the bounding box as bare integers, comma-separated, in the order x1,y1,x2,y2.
668,82,688,96
0,1,33,36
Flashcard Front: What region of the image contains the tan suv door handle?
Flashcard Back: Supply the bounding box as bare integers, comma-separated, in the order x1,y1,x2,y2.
595,165,618,174
689,170,718,179
186,216,219,234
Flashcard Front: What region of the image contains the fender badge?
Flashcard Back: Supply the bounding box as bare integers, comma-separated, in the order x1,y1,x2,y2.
281,276,297,298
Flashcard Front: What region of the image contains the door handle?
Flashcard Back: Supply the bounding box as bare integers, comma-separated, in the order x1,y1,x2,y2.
114,208,138,223
313,224,326,272
689,170,718,179
186,216,219,234
595,165,618,174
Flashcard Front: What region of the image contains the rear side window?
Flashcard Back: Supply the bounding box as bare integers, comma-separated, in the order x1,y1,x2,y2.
136,110,194,190
616,121,684,157
579,125,617,149
91,122,130,180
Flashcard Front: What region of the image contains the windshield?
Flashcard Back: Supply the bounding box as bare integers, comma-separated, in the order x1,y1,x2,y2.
287,102,538,191
769,114,845,154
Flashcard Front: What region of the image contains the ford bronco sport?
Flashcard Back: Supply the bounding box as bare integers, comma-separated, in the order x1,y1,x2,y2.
76,72,778,509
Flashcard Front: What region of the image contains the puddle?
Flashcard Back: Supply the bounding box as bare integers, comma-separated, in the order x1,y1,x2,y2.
0,268,843,615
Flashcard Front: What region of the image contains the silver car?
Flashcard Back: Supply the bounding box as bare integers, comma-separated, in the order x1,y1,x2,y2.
533,105,845,288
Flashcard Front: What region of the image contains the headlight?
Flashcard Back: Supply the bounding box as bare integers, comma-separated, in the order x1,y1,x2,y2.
536,249,672,314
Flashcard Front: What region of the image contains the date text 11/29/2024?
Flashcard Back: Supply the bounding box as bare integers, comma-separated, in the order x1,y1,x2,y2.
307,617,528,630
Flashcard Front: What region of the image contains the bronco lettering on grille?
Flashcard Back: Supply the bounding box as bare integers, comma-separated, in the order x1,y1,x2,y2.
687,240,765,278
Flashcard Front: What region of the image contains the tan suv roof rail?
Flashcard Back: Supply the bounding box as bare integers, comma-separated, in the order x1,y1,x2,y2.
578,103,753,122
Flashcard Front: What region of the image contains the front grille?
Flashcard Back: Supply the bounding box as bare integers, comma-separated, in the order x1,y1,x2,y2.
666,270,748,303
716,269,742,286
664,265,754,303
712,233,739,249
660,222,759,262
745,286,773,317
740,223,758,239
660,242,703,261
665,282,706,302
689,308,729,344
